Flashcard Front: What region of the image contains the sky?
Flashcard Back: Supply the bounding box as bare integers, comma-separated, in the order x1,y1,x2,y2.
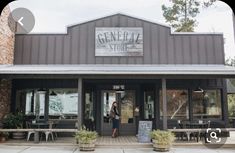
8,0,235,59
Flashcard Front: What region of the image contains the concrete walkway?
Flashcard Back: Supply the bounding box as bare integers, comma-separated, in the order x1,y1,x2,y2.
0,145,235,153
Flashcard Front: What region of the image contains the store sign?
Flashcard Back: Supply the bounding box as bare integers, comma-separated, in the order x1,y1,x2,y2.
95,27,143,56
112,85,125,90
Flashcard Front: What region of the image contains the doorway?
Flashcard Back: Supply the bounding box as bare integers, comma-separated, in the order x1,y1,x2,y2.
101,90,136,136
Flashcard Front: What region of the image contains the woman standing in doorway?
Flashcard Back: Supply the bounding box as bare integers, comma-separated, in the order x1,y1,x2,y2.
110,101,120,138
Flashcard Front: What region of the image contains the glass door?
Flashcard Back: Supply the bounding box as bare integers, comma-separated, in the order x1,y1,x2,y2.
101,91,116,135
101,90,136,136
119,90,136,135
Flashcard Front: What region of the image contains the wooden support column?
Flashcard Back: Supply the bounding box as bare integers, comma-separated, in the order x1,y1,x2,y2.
155,84,160,129
77,78,83,130
162,78,167,130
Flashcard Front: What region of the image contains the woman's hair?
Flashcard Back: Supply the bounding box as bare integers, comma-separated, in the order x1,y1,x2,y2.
111,101,117,110
112,101,117,106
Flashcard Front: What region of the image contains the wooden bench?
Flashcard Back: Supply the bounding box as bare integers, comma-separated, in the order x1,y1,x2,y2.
0,128,79,143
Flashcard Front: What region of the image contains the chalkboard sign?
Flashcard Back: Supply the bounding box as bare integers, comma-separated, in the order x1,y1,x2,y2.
137,121,152,143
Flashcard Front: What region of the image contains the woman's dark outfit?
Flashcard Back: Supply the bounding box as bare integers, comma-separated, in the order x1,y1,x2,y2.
112,106,120,129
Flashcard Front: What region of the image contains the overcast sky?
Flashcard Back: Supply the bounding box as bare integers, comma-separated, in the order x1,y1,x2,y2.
9,0,235,59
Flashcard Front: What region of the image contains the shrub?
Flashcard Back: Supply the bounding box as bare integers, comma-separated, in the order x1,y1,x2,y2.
75,129,97,144
150,130,175,145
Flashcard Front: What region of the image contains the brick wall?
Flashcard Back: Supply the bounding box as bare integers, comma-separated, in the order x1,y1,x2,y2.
0,5,15,120
0,5,15,64
0,79,12,120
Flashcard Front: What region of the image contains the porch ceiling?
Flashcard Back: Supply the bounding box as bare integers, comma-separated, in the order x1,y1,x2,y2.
0,64,235,77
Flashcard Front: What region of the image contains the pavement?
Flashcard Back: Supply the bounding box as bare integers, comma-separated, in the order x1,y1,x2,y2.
0,145,235,153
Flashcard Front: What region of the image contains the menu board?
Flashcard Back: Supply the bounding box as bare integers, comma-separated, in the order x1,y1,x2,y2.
137,121,152,143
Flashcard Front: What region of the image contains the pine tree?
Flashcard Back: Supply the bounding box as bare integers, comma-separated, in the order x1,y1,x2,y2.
162,0,215,32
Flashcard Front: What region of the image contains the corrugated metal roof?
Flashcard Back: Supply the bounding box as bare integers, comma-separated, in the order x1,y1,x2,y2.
0,64,235,76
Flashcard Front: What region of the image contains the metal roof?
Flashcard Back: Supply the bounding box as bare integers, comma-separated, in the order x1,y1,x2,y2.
17,13,223,35
0,64,235,76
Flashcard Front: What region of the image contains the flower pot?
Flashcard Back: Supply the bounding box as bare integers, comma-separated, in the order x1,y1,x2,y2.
0,136,6,143
12,132,25,139
152,139,171,152
79,139,96,151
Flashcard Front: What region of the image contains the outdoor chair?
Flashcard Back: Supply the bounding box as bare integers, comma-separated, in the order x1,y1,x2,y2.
177,120,188,141
26,121,35,141
199,120,211,140
41,121,55,142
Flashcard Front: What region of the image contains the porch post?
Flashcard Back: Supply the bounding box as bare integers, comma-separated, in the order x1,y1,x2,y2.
77,78,83,130
162,78,167,130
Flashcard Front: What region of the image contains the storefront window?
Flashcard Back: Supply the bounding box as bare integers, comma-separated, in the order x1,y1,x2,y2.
84,91,95,130
160,90,189,120
17,89,45,119
193,89,222,119
25,91,33,115
144,91,154,119
49,89,78,119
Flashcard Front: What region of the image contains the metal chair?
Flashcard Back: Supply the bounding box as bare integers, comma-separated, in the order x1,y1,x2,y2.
26,121,35,141
42,121,54,142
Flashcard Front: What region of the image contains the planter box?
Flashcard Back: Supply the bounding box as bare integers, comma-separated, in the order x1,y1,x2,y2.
12,132,25,139
152,139,171,152
79,139,96,151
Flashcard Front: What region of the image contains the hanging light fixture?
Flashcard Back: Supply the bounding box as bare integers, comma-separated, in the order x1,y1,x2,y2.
193,87,204,93
50,91,57,96
38,88,46,92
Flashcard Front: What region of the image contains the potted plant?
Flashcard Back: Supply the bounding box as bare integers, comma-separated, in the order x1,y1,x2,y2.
2,112,25,139
0,132,9,142
150,130,175,152
75,128,98,151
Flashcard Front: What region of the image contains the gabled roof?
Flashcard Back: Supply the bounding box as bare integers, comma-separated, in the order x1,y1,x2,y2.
67,12,171,29
16,13,223,35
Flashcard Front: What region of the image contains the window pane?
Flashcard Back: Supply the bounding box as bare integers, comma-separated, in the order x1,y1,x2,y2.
103,91,116,123
144,91,154,119
121,91,134,124
84,91,94,120
193,90,222,119
25,91,33,115
49,89,78,119
160,90,189,120
84,91,95,130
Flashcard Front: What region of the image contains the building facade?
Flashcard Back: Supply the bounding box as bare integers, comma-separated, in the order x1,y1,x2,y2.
0,5,15,121
1,14,235,135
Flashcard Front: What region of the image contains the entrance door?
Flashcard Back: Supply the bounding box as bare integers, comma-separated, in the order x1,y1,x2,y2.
101,90,136,136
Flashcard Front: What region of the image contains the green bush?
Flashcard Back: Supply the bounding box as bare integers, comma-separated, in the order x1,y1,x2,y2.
75,129,98,144
2,112,24,129
150,130,175,145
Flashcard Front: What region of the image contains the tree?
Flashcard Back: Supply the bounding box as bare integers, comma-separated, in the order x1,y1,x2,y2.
226,56,235,67
226,56,235,118
162,0,216,32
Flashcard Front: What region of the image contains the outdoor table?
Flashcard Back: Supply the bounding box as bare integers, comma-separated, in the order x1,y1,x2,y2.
185,122,208,128
31,122,49,128
179,122,208,142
